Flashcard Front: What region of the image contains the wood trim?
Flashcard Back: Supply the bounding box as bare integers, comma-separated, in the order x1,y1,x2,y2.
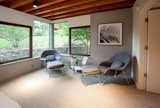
0,0,135,20
30,0,100,15
10,0,31,8
41,0,135,18
69,26,91,56
0,21,32,64
29,27,33,58
48,2,132,20
69,27,72,55
0,21,32,28
150,7,160,11
0,57,31,64
40,0,125,18
17,0,67,12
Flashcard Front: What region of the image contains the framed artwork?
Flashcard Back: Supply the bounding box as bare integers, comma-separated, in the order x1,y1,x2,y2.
98,22,122,45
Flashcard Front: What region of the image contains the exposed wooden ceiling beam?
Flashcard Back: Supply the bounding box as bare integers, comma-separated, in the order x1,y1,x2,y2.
0,0,7,3
10,0,31,8
0,0,31,8
40,0,129,18
30,0,116,15
16,0,68,13
48,1,133,20
0,0,12,7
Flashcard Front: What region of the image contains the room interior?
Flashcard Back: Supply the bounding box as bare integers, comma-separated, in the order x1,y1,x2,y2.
0,0,160,108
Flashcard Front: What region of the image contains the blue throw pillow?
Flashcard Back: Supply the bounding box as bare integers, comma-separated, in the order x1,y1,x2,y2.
55,52,61,60
111,61,123,69
46,55,55,62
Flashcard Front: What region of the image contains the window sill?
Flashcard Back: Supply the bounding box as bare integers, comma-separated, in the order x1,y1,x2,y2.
0,57,40,67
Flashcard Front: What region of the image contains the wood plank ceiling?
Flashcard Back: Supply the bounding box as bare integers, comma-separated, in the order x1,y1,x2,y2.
0,0,136,20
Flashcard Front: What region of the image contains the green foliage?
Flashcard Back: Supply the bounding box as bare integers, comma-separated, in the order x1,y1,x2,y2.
33,21,49,36
71,27,90,47
54,22,69,48
54,21,69,37
0,24,29,48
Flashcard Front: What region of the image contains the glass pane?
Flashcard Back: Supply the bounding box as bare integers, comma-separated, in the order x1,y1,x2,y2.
71,26,90,55
0,23,30,64
54,22,69,54
33,21,50,57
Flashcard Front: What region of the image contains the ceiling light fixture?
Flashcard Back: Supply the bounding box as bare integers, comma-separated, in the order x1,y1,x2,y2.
33,0,38,8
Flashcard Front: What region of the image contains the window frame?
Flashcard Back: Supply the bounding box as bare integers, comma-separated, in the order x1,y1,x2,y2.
69,26,91,56
0,21,32,64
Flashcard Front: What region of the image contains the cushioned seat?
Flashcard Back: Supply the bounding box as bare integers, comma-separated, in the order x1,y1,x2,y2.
83,65,100,75
47,61,64,69
40,50,65,72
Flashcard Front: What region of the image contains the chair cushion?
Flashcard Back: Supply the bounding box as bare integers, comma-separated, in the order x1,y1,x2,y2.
83,66,100,75
46,55,55,62
110,61,123,69
47,61,64,69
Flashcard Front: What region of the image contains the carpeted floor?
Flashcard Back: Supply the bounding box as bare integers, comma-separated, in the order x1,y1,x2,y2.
0,69,160,108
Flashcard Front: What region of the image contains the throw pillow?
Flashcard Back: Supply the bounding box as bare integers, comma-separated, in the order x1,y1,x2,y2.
46,55,55,62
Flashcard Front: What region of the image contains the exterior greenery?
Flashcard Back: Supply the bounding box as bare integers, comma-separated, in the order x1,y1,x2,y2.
0,23,30,63
0,24,29,48
71,26,90,54
54,22,90,54
0,21,50,63
0,20,90,64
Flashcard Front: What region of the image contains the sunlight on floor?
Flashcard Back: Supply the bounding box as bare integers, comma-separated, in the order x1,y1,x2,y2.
0,70,160,108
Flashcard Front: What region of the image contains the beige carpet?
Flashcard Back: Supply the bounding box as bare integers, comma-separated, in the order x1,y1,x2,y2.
0,70,160,108
0,92,21,108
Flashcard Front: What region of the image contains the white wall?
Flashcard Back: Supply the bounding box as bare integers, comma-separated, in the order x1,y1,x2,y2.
0,6,52,82
0,6,51,26
132,0,159,90
52,15,90,27
0,58,41,82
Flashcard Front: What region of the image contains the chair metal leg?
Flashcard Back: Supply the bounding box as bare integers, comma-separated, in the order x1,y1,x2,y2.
114,71,118,78
99,74,106,85
123,71,130,85
97,74,103,85
61,67,64,73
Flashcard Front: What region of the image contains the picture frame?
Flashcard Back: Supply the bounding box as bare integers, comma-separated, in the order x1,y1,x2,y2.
98,22,122,45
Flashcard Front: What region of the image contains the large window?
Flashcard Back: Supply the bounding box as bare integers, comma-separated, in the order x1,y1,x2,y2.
33,21,50,57
69,26,90,55
54,22,69,54
0,21,32,64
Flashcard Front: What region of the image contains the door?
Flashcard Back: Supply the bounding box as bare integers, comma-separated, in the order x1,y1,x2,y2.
147,9,160,93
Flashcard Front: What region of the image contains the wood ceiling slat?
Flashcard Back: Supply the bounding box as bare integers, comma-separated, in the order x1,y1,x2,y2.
0,0,7,3
16,0,67,13
30,0,112,15
0,0,31,8
40,0,128,18
0,0,136,20
10,0,31,8
0,0,12,7
48,1,133,20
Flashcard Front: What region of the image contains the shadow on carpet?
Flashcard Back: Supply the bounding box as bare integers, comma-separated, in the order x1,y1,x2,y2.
48,70,67,78
80,74,134,86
